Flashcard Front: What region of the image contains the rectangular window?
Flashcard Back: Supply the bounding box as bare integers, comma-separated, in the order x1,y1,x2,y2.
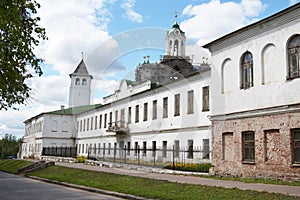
104,114,107,128
202,86,209,111
94,143,96,154
109,112,112,127
120,109,125,128
152,100,157,120
99,115,102,129
163,97,168,118
128,107,132,124
91,117,93,131
242,131,255,162
78,144,81,154
292,129,300,164
82,144,84,154
152,141,156,157
188,90,194,114
135,105,139,123
162,141,167,158
87,118,89,131
83,119,86,131
115,110,118,125
174,94,180,116
174,140,180,158
77,121,79,132
95,116,98,130
98,143,101,154
188,140,193,159
202,139,209,159
80,120,82,132
143,141,147,157
143,103,148,121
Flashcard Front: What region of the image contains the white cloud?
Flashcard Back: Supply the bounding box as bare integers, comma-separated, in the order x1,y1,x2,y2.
36,0,115,76
181,0,266,45
121,0,143,23
0,0,120,138
289,0,300,5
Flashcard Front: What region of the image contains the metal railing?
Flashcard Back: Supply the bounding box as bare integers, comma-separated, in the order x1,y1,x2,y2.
42,146,77,158
87,145,210,168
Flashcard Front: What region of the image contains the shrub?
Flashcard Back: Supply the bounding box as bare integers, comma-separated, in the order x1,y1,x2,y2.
164,163,212,173
77,156,87,163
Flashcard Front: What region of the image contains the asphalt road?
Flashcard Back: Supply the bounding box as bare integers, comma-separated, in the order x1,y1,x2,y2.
0,171,124,200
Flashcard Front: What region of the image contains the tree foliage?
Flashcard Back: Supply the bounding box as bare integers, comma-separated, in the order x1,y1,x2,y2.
0,133,21,158
0,0,47,110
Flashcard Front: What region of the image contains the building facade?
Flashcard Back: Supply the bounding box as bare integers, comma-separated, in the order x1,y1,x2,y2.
204,3,300,179
76,71,211,163
21,19,212,164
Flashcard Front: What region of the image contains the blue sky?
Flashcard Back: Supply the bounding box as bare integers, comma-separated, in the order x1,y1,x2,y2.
0,0,299,138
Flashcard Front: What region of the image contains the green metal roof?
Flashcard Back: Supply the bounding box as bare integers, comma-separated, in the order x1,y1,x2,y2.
47,104,102,115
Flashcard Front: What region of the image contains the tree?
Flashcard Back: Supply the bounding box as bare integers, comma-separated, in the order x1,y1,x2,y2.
0,0,47,110
0,133,20,158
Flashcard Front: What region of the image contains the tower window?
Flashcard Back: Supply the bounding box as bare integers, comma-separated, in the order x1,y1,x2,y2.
75,78,80,85
82,79,87,85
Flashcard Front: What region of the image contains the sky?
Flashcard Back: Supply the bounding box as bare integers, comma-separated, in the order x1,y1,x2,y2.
0,0,299,139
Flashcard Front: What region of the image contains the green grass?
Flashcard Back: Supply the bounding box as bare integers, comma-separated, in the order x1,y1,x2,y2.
197,175,300,187
28,165,299,200
0,159,34,173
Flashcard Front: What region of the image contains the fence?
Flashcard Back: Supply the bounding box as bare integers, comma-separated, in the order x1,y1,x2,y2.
87,145,210,168
42,146,77,158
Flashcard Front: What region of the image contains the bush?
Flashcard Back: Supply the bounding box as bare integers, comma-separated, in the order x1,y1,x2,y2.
164,163,212,173
77,156,87,163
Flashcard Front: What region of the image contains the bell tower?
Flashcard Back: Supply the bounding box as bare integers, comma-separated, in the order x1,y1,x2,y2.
166,13,186,57
68,58,93,107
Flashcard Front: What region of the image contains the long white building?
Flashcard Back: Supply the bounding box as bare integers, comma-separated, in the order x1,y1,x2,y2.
21,20,212,164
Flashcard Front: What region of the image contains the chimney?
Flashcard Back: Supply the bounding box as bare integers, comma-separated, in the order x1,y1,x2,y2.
61,105,65,110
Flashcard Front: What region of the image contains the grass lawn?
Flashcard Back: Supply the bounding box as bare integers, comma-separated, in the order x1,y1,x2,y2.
0,159,34,173
28,165,299,200
199,175,300,187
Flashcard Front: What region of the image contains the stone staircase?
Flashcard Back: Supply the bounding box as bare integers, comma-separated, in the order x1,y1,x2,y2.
17,160,55,175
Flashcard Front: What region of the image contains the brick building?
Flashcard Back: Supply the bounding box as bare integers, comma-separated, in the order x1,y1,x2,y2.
204,3,300,180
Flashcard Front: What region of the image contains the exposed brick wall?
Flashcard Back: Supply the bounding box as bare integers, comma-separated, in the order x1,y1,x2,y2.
211,112,300,180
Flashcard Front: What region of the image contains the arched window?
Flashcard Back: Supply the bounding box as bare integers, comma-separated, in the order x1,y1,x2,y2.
82,79,87,85
75,78,80,85
169,40,172,55
174,40,178,56
240,52,253,89
287,35,300,79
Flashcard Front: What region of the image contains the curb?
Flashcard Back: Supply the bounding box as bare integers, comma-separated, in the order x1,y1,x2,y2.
28,175,154,200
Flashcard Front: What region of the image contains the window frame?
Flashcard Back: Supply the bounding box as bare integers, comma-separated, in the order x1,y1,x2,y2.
240,52,254,89
187,90,194,114
202,86,210,112
143,102,148,121
163,97,168,118
291,129,300,164
152,100,157,120
174,94,180,116
242,131,255,163
287,35,300,79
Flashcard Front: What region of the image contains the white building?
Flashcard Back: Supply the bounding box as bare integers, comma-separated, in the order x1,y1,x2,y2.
204,3,300,179
21,19,212,164
76,71,211,163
